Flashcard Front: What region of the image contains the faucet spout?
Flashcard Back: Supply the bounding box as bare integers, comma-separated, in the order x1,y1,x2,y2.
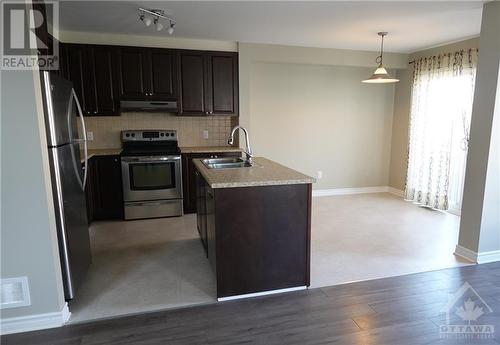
227,126,253,164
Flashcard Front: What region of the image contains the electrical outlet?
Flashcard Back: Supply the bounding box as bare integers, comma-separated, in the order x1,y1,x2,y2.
317,171,323,179
203,130,209,139
86,131,94,141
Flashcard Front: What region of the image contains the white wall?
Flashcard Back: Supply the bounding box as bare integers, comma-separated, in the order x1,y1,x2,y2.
239,43,408,190
58,30,237,51
479,73,500,253
1,69,66,327
457,0,500,260
249,62,395,189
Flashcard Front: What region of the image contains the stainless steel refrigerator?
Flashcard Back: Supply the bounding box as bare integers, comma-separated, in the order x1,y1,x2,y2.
40,71,91,301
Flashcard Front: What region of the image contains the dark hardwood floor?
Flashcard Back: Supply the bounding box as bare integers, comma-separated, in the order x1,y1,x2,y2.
4,262,500,345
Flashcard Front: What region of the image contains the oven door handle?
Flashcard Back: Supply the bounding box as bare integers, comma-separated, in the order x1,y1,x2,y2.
121,156,181,163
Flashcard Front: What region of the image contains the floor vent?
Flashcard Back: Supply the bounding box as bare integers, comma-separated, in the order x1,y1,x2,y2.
1,277,31,309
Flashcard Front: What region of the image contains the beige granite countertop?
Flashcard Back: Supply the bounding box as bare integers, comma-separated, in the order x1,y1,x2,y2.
81,148,122,162
180,146,242,154
193,157,315,189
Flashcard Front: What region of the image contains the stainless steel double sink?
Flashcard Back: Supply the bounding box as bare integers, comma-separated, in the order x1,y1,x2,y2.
202,157,255,169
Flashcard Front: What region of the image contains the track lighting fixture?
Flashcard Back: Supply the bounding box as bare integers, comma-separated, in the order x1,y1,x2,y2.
138,8,176,34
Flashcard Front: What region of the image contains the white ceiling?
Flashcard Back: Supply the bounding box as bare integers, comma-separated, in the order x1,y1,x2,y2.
59,1,484,53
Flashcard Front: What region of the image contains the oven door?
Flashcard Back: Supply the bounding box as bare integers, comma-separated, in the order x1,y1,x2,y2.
121,156,182,202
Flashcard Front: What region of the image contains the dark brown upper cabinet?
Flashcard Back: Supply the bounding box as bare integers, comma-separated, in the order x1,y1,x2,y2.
149,49,177,99
60,43,119,116
60,44,237,116
178,51,238,116
207,53,238,115
117,48,177,100
62,44,94,116
90,46,119,115
178,52,207,115
117,48,148,99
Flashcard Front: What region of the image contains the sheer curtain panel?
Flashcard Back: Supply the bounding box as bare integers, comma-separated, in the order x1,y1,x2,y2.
405,49,478,211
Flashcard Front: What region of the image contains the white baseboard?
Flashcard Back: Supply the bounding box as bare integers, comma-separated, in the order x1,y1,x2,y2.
387,187,405,197
217,286,307,302
454,245,500,264
454,245,478,263
313,186,404,198
0,302,70,335
477,250,500,264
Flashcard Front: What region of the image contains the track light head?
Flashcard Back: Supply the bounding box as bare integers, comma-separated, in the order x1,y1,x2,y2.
154,18,164,31
140,14,152,26
167,22,175,35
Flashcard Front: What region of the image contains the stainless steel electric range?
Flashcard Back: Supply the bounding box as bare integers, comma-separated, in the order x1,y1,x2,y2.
120,129,183,220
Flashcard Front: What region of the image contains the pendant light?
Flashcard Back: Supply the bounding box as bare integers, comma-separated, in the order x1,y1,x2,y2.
362,32,399,84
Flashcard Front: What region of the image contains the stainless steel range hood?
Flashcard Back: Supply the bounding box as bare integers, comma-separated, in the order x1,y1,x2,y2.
120,100,177,112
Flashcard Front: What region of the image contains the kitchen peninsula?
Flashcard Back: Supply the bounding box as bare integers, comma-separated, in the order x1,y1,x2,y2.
194,157,315,300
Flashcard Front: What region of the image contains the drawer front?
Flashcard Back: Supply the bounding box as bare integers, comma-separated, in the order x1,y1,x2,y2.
124,199,183,220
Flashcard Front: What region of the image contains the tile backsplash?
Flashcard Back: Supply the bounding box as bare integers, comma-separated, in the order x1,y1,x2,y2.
79,112,239,149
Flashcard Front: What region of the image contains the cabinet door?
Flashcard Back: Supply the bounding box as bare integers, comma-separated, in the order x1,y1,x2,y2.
184,153,205,214
196,170,208,253
207,53,238,116
90,46,119,115
93,155,124,220
66,44,94,116
178,52,208,115
182,152,241,214
117,48,148,99
149,49,177,99
59,43,69,79
205,185,216,272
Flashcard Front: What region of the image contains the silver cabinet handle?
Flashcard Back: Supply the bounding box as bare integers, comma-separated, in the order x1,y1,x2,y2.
121,155,181,163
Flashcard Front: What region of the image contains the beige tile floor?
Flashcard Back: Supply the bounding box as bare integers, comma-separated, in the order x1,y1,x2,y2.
68,215,217,323
311,193,469,288
69,192,470,323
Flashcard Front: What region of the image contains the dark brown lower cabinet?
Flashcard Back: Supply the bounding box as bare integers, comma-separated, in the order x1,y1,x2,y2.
195,169,312,299
84,155,124,222
196,170,207,253
182,151,241,214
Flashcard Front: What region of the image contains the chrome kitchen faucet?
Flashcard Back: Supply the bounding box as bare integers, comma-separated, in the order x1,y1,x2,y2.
228,125,253,164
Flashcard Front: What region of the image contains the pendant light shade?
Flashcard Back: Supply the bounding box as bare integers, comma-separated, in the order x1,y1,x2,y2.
362,32,399,84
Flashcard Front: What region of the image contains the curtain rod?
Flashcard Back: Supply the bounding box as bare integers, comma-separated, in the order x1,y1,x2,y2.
407,48,478,65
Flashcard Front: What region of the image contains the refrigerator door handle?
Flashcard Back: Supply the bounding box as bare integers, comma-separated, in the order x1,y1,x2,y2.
71,89,88,191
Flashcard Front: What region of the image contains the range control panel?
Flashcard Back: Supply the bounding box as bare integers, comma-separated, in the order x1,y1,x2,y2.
121,130,177,142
